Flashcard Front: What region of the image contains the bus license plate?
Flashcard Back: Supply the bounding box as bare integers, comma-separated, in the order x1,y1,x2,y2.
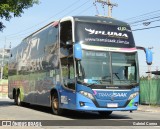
107,103,118,107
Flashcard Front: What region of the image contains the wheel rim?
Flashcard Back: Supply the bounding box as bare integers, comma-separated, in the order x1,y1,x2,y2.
17,94,21,105
53,98,58,110
51,94,63,115
52,96,59,113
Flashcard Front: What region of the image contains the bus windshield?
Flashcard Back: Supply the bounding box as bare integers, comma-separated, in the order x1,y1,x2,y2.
77,50,138,86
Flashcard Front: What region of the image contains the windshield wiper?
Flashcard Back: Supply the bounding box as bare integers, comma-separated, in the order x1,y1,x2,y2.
87,79,106,87
77,80,87,85
77,80,96,87
87,83,97,87
102,76,111,81
113,73,120,80
130,82,139,86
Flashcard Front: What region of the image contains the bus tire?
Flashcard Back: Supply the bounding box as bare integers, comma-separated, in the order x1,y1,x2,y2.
14,97,16,104
51,93,63,115
98,111,112,117
13,91,17,105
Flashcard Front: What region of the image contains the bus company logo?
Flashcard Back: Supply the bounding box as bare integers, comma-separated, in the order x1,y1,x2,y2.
98,92,127,97
117,27,132,32
85,28,128,38
117,27,127,31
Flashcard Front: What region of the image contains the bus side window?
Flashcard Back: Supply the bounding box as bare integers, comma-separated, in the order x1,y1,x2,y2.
60,21,72,48
69,64,74,80
61,57,75,90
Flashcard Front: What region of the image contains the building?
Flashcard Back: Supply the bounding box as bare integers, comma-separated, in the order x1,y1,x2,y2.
0,48,10,79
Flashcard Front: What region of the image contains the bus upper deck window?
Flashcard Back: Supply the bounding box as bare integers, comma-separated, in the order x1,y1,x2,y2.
60,21,72,47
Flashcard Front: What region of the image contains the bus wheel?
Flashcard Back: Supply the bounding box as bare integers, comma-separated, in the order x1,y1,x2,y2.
13,90,17,104
14,94,17,105
98,111,112,117
51,93,63,115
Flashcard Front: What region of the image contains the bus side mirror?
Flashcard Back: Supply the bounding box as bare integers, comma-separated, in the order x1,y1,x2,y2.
74,43,82,60
145,48,153,65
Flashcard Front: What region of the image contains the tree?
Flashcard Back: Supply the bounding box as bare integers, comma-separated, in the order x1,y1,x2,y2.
3,64,8,79
0,0,39,31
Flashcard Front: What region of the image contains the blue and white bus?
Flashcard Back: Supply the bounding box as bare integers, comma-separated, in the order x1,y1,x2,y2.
8,16,152,116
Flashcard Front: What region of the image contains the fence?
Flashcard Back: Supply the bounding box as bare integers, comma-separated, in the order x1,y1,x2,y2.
140,79,160,105
0,79,8,99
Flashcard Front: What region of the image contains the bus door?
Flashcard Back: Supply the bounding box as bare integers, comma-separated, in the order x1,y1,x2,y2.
59,20,76,109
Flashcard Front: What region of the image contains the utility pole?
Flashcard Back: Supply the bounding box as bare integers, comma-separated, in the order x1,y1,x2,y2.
156,66,158,79
148,65,151,80
1,37,6,80
96,0,118,17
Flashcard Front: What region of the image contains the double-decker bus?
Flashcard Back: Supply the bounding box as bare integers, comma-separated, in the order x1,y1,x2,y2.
8,16,152,116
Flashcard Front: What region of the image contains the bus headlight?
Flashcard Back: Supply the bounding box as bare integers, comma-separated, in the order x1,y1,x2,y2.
128,92,139,100
79,91,94,100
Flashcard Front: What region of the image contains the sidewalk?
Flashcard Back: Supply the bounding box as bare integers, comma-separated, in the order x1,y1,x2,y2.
138,104,160,112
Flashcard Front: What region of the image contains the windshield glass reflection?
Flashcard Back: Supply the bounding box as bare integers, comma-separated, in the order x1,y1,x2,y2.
77,50,138,86
112,53,137,85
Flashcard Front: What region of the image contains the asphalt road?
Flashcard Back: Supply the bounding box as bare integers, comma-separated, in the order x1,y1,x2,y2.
0,99,159,129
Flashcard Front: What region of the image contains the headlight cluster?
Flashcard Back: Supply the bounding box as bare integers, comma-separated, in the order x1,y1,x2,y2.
79,91,94,100
128,92,139,100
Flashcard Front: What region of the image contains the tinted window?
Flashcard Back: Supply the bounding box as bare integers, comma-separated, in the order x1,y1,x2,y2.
75,22,135,48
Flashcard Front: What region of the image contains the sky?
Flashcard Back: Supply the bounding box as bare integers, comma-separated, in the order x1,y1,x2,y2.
0,0,160,76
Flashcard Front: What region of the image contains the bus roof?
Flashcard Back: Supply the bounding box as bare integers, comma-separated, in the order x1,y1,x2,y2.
23,21,55,41
22,16,129,44
72,16,130,27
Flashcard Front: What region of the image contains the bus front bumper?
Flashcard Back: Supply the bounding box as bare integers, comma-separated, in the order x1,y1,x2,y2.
75,93,139,111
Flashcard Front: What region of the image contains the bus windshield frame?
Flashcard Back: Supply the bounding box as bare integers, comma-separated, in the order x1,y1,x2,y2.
76,50,139,86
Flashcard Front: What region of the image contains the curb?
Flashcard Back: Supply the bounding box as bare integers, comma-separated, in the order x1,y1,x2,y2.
138,106,160,113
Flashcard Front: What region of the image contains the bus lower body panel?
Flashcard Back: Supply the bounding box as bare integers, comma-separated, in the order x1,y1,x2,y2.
60,93,139,111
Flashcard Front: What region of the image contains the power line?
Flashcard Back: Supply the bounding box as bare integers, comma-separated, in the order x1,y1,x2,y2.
8,0,90,40
93,1,100,15
132,25,160,31
124,9,160,21
76,5,93,15
60,0,90,18
4,0,91,42
131,18,160,27
131,23,144,27
5,0,91,39
7,31,32,39
5,0,80,37
129,15,160,25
